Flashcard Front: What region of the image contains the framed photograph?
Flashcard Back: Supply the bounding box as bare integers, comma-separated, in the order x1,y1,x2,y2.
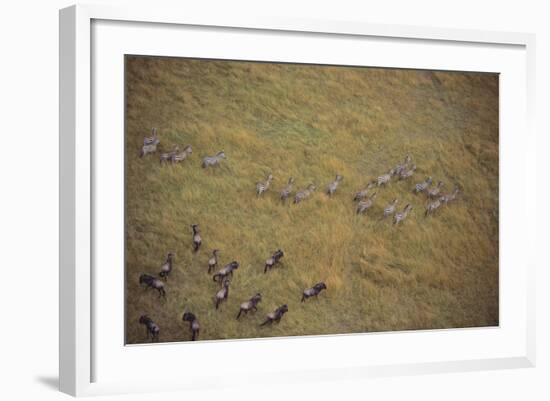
59,4,536,396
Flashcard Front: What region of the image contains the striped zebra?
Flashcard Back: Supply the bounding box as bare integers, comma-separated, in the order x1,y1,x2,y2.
294,184,316,204
427,181,444,198
440,187,460,204
394,204,413,225
377,171,392,186
256,174,273,196
140,129,160,157
383,198,399,218
280,177,295,202
425,198,442,216
353,182,376,201
399,164,416,180
391,154,412,176
326,174,343,197
159,146,179,164
202,151,226,168
356,192,377,214
171,145,192,163
414,176,433,193
143,128,158,145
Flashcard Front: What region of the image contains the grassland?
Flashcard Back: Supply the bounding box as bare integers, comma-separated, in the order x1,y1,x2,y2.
125,56,499,344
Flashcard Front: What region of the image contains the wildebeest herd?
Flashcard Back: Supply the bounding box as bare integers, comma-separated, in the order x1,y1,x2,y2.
137,128,461,342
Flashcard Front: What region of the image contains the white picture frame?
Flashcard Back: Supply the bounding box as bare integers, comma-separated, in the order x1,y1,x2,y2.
59,4,536,397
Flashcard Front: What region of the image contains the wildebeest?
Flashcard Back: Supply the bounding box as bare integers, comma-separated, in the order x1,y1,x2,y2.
260,304,289,326
264,249,284,273
159,252,174,280
301,282,327,302
208,249,220,273
236,293,262,320
139,273,166,298
213,261,239,282
215,279,230,309
139,315,160,342
191,224,202,252
182,312,200,341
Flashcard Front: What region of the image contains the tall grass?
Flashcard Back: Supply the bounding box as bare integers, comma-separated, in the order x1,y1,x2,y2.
125,56,499,344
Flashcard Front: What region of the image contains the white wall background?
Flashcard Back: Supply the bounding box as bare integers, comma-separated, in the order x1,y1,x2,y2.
0,0,547,400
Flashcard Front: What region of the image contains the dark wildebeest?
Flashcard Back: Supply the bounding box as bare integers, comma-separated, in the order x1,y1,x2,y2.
182,312,200,341
236,293,262,320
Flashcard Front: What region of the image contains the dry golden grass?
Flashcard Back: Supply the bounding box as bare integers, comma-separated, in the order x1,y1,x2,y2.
125,56,499,344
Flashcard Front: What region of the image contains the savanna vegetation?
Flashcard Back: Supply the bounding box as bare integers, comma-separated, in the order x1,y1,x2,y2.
125,55,499,344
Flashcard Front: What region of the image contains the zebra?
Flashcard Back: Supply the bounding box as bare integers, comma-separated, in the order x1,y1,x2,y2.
391,154,413,176
377,171,392,186
301,282,327,302
191,224,202,252
139,274,166,298
256,174,273,196
356,192,377,214
143,128,159,145
353,182,376,201
202,151,226,168
326,174,343,197
399,164,417,180
427,181,445,198
264,249,284,273
159,145,179,164
159,252,174,280
414,176,433,193
260,304,289,326
171,145,192,164
236,293,262,319
140,129,160,157
215,279,230,309
394,204,413,225
139,315,160,342
280,177,295,202
383,198,399,218
213,261,239,283
440,187,460,204
294,184,316,204
208,249,220,273
425,198,442,216
182,312,200,341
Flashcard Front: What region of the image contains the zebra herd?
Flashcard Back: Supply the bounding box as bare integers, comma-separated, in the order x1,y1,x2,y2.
136,128,460,342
